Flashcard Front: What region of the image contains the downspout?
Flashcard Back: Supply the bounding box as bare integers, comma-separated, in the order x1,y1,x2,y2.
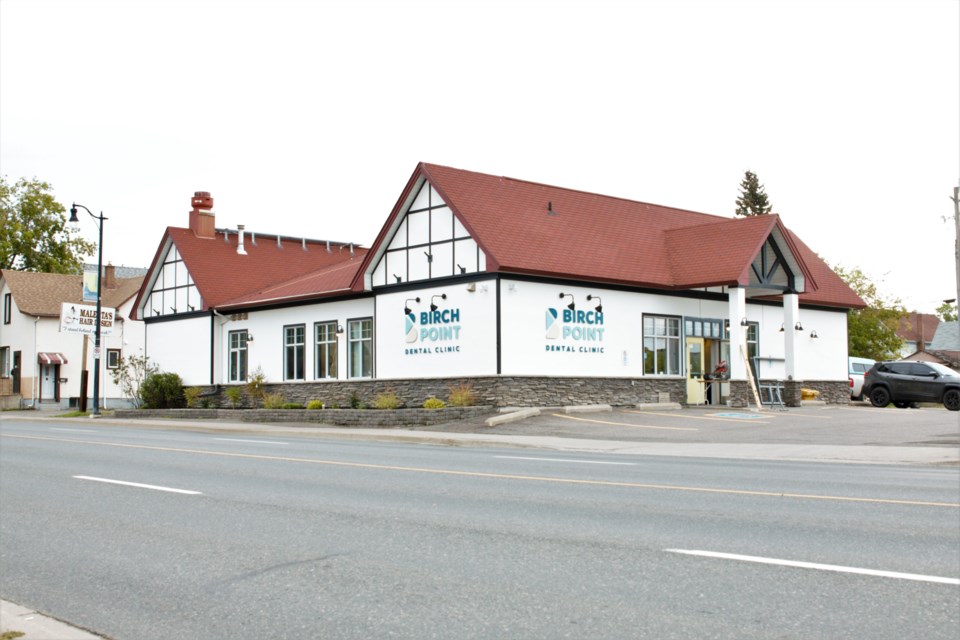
29,316,39,408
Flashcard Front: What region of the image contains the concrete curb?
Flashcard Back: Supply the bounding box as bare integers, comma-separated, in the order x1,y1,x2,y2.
633,402,683,411
485,408,540,426
0,600,103,639
564,404,612,414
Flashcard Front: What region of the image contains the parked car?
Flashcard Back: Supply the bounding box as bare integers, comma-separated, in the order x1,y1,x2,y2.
863,361,960,411
848,356,875,401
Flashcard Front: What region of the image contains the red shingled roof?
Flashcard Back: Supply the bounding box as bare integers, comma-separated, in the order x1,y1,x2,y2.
357,163,864,309
219,258,366,309
131,227,365,319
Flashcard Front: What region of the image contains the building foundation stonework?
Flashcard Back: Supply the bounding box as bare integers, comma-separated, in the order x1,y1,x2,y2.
200,376,688,410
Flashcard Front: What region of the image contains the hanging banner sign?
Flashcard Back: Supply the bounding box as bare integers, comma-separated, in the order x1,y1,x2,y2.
60,302,116,336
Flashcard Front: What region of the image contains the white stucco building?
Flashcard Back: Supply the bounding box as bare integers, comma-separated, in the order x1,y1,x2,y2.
130,164,864,407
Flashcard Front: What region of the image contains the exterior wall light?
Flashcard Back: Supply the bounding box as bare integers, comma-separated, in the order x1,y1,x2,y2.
559,292,575,311
740,317,750,327
246,334,254,342
336,325,344,335
794,322,804,331
779,323,785,332
810,330,818,339
404,297,420,315
430,293,447,311
586,294,602,313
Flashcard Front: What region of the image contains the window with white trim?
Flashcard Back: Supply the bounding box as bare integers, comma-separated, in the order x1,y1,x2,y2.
314,321,338,379
3,293,10,324
643,315,681,375
106,349,121,370
348,318,372,378
229,330,248,382
284,325,305,381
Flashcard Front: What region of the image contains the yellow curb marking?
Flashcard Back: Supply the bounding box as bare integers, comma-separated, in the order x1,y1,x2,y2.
2,433,957,508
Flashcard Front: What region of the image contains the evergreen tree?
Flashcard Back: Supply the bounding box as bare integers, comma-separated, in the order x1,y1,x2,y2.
734,170,773,217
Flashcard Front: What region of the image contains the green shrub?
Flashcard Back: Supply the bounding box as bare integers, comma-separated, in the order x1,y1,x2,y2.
245,366,267,406
184,386,202,408
306,400,324,410
281,402,304,410
262,392,285,409
447,381,476,407
372,390,402,410
423,397,446,409
225,386,243,408
349,391,364,409
140,372,186,409
200,397,212,409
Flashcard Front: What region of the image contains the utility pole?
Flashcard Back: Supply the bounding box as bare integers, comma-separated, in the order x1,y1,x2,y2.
953,185,960,343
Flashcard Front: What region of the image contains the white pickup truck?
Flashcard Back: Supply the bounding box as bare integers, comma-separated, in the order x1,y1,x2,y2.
849,356,876,400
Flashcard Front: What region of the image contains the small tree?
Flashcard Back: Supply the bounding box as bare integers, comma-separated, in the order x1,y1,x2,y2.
0,176,96,272
935,300,957,322
245,366,267,407
109,354,157,409
835,265,906,360
734,170,773,217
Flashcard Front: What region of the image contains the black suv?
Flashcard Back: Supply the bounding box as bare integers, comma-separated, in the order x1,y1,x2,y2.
863,361,960,411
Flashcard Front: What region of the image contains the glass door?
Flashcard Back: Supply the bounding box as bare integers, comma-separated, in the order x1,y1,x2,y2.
685,337,705,404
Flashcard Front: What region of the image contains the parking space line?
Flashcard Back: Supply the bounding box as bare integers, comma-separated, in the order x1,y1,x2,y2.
73,475,202,495
625,411,768,424
552,413,698,431
664,549,960,585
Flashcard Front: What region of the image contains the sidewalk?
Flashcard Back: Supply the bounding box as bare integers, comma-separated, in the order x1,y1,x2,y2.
0,600,103,640
6,411,959,466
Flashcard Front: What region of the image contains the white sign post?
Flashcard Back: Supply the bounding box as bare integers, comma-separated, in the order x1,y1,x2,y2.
60,303,117,337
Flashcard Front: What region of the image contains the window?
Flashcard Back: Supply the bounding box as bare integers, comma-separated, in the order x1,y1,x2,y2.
106,349,121,370
0,347,9,377
229,330,248,382
314,322,338,379
284,325,305,381
3,293,10,324
643,315,681,375
348,318,373,378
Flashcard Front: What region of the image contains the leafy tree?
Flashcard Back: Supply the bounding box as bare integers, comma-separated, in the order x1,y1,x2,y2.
935,300,957,322
834,265,906,360
734,170,773,217
0,176,96,273
109,354,158,409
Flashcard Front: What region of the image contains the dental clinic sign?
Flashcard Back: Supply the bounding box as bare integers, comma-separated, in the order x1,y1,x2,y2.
405,307,463,355
545,307,605,354
60,303,117,336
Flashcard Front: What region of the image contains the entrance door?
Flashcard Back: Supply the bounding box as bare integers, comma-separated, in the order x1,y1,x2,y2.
686,337,705,404
12,351,21,394
41,364,57,401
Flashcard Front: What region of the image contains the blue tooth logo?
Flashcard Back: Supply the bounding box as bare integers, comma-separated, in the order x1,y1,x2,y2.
545,308,560,339
405,312,418,343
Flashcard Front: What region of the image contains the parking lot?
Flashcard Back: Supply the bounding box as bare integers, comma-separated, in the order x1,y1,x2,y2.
434,403,960,449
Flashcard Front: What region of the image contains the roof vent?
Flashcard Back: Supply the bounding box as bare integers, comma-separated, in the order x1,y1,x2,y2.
237,225,247,255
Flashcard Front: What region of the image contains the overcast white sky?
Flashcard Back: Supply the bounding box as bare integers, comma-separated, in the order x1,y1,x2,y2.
2,0,958,313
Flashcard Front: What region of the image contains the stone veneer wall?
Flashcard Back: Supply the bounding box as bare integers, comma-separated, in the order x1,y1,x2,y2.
114,406,492,427
190,376,688,410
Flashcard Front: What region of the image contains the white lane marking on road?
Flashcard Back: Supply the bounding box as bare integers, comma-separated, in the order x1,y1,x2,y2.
73,475,202,495
50,428,98,433
664,549,960,585
214,438,289,445
495,455,636,466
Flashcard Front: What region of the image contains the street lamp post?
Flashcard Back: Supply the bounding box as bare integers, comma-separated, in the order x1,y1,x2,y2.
69,203,107,417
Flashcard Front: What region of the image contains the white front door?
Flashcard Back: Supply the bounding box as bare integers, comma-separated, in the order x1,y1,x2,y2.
41,364,56,400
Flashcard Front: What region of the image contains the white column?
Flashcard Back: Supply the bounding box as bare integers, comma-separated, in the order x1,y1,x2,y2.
784,293,800,380
728,287,747,379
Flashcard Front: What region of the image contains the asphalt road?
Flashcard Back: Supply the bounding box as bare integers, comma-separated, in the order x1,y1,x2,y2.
1,417,958,639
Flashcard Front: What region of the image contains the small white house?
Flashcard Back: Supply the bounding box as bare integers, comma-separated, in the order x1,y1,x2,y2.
131,164,865,407
0,266,146,409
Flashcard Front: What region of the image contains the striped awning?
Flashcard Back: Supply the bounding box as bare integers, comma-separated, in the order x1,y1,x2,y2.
37,352,68,365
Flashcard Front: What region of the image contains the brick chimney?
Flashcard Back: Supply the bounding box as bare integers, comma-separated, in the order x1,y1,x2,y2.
104,263,117,289
189,191,216,238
